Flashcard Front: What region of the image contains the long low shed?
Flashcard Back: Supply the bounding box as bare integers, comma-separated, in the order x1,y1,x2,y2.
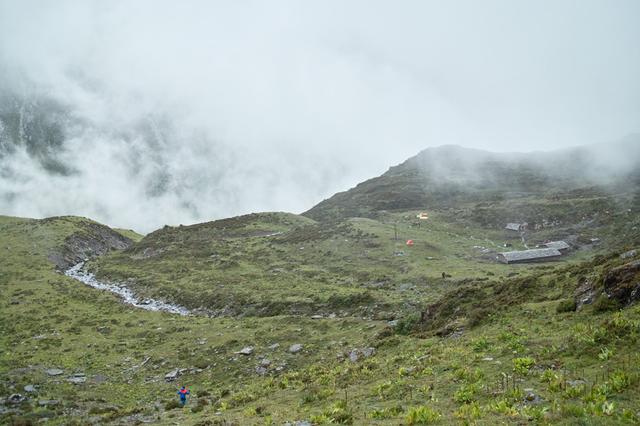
497,248,562,264
544,241,571,251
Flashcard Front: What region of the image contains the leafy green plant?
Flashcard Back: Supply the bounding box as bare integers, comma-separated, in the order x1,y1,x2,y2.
512,357,535,375
368,404,404,419
472,337,490,352
608,370,632,392
598,346,614,361
488,399,518,417
406,405,441,424
453,383,480,404
601,401,615,416
541,368,558,383
454,401,483,421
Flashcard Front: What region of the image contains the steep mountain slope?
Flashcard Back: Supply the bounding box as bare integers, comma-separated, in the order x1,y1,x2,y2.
304,139,640,222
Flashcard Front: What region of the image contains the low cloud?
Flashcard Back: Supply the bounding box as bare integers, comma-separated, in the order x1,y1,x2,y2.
0,1,638,231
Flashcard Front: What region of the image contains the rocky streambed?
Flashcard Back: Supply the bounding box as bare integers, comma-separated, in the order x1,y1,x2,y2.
65,262,190,315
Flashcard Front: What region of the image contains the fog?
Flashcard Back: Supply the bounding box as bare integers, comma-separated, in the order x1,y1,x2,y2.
0,0,638,232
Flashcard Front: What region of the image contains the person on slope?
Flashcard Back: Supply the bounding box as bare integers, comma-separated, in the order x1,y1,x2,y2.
177,385,190,406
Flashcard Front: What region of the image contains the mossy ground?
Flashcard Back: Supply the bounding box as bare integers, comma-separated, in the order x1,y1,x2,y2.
1,195,639,425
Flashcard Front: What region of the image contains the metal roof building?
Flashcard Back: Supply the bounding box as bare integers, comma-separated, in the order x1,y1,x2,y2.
497,248,563,264
544,241,571,251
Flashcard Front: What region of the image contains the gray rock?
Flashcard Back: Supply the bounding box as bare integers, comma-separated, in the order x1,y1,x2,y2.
260,358,271,367
524,391,543,405
620,249,637,260
482,357,494,362
361,347,376,358
575,278,596,310
255,366,268,376
46,368,64,376
23,385,36,393
567,379,587,387
92,374,108,384
7,394,26,404
38,400,59,407
164,369,180,382
268,343,280,350
311,315,323,319
67,374,87,384
289,344,303,353
236,346,254,355
348,347,376,363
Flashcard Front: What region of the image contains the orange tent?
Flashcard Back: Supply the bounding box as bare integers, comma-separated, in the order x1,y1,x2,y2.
406,239,414,246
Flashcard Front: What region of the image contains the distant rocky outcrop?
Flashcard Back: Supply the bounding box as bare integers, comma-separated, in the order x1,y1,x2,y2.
46,217,133,270
603,259,640,306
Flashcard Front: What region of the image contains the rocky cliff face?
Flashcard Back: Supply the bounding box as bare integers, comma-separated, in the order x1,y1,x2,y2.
604,258,640,306
46,218,133,270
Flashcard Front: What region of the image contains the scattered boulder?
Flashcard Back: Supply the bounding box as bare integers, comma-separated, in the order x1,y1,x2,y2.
523,391,543,405
347,347,376,363
7,394,26,404
236,346,254,356
574,277,596,310
92,374,109,384
67,373,87,384
38,400,60,407
23,385,36,393
620,249,637,260
259,358,271,367
361,347,376,357
164,369,180,382
46,368,64,376
268,343,280,350
289,344,303,354
603,260,640,306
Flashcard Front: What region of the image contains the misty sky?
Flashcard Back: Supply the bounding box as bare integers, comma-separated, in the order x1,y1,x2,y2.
0,0,639,232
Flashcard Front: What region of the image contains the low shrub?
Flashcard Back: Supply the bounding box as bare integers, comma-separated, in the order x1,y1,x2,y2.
592,295,620,313
556,298,577,313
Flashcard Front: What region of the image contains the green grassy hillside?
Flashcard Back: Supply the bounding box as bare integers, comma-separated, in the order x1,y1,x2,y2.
2,143,640,424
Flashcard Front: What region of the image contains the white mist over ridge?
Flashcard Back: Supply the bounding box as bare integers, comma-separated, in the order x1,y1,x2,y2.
0,1,639,232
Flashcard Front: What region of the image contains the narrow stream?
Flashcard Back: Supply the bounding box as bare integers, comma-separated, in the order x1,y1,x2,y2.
65,262,190,315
